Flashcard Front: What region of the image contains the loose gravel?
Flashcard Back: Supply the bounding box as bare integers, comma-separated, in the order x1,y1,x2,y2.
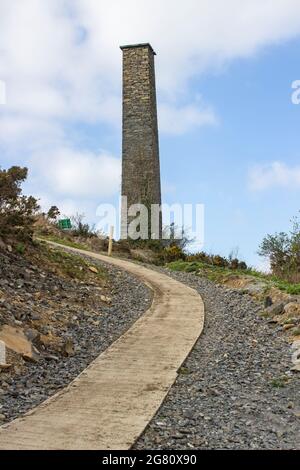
134,269,300,450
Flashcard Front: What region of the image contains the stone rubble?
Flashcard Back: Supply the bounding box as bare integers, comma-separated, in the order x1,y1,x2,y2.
0,251,152,424
134,268,300,450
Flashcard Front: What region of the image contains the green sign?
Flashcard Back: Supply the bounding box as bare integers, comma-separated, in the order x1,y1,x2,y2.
58,219,72,230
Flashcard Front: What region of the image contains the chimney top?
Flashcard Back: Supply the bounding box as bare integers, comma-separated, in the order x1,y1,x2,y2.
120,43,156,55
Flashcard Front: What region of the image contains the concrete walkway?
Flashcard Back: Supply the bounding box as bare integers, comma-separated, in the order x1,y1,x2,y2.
0,244,204,450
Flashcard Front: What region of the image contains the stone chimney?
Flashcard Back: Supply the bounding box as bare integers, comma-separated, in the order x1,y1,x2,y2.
120,43,162,239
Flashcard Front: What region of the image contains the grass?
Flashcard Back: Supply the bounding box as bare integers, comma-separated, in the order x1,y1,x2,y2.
16,242,26,255
167,260,300,295
274,280,300,295
29,242,107,283
46,249,104,280
178,366,191,375
37,234,89,251
270,376,289,388
38,235,300,295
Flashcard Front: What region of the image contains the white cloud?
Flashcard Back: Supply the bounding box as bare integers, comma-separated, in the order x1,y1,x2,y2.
248,161,300,191
255,258,271,273
158,101,217,135
30,148,121,199
0,115,63,150
22,147,121,224
1,1,300,208
1,0,300,133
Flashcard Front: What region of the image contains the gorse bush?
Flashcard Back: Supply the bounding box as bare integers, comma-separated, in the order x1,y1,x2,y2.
0,166,39,242
186,251,247,270
161,245,186,263
211,255,229,268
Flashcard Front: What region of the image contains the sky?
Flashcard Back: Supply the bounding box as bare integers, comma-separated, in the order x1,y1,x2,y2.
1,0,300,268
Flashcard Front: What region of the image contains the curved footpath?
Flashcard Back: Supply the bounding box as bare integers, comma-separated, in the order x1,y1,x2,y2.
0,243,204,450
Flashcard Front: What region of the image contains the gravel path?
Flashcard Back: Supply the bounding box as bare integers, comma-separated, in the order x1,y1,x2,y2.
0,257,152,424
134,269,300,450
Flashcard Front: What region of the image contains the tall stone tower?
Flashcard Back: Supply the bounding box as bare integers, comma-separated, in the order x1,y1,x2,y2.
120,43,162,239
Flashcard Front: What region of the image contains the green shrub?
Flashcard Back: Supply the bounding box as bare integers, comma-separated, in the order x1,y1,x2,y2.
0,166,39,242
185,263,199,273
167,260,190,271
16,242,25,255
161,245,186,263
238,261,248,270
186,251,211,263
47,205,60,221
70,213,97,238
212,255,229,268
259,215,300,282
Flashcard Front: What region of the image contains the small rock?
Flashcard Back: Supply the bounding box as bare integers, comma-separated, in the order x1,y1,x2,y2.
0,325,37,360
183,409,195,419
23,352,40,363
39,333,53,347
0,238,6,251
25,328,40,342
55,313,66,321
30,313,41,321
172,433,185,439
283,324,296,331
88,266,98,274
155,421,166,427
63,338,75,357
264,296,273,308
265,303,285,316
100,295,111,304
291,340,300,350
44,354,59,361
284,303,300,317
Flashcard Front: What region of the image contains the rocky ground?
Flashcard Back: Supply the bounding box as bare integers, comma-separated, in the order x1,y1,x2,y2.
134,269,300,450
1,244,300,449
0,244,152,424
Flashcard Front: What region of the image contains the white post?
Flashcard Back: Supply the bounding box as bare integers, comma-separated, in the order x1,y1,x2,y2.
0,340,6,365
108,225,114,256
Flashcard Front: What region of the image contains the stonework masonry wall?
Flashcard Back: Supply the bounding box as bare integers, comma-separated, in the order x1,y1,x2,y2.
120,44,162,239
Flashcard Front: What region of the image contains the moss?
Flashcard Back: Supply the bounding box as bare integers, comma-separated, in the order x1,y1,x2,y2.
178,366,191,375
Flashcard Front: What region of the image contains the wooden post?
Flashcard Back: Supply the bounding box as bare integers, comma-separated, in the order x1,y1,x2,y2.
108,226,114,256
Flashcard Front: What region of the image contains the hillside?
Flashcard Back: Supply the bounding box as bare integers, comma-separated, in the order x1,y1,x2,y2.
0,241,151,424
